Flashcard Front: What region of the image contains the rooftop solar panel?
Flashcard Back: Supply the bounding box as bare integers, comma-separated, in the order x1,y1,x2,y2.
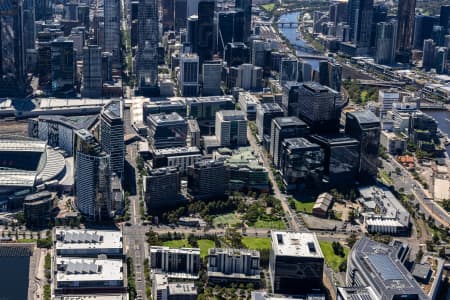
367,254,403,281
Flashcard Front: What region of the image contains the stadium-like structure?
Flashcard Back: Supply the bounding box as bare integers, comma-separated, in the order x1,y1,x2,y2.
0,135,66,210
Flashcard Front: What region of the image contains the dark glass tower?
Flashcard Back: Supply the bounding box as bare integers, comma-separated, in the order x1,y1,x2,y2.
197,0,215,64
235,0,251,42
162,0,174,30
0,0,28,97
137,0,160,96
440,5,450,32
413,15,437,50
396,0,416,63
347,0,373,49
215,10,244,55
345,110,380,183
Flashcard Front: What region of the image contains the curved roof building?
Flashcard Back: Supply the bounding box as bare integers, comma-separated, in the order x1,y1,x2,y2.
0,135,66,197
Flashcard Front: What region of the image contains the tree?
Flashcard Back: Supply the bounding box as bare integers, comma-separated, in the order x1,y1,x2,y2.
346,234,358,249
339,260,347,272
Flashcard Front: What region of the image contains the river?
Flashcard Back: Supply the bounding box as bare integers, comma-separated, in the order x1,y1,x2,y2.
277,11,321,70
277,11,450,156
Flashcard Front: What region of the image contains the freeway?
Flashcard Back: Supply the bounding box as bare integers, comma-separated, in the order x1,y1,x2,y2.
247,126,305,232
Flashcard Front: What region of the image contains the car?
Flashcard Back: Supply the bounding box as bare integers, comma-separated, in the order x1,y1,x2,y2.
125,222,132,226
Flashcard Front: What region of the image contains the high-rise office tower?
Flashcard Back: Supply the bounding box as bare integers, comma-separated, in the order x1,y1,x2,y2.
347,0,373,49
329,1,348,26
224,42,250,67
187,160,227,200
328,61,342,91
280,57,299,84
202,60,222,96
269,231,324,294
235,0,251,42
413,15,436,50
256,103,284,143
270,117,310,168
432,25,445,46
187,15,199,53
251,39,269,67
375,21,397,65
186,0,200,18
215,110,247,147
174,0,187,30
82,45,102,98
0,0,27,97
35,0,52,20
234,64,263,91
148,113,187,149
345,110,380,183
104,0,120,68
396,0,416,63
215,10,244,55
74,129,112,220
23,0,35,52
100,100,124,177
318,61,329,87
197,0,215,64
162,0,175,30
435,47,448,74
51,37,75,96
144,168,181,211
440,5,450,32
137,0,159,96
296,82,342,133
422,39,435,71
179,53,200,96
370,3,388,47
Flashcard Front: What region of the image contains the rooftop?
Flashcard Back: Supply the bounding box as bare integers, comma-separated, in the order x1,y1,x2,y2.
148,112,185,124
36,115,98,130
56,257,123,283
208,248,260,257
152,146,201,156
347,110,380,125
350,237,427,299
102,100,123,120
217,110,246,121
168,282,197,296
55,229,122,251
283,137,320,150
271,231,323,258
273,116,307,127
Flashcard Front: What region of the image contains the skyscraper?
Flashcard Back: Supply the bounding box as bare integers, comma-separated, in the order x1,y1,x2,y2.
187,15,199,53
51,37,75,96
202,60,222,96
375,21,397,65
197,0,215,64
347,0,373,49
435,47,448,74
100,100,124,177
422,39,435,71
23,0,35,52
0,0,27,97
413,15,436,50
82,45,102,98
345,110,381,183
137,0,159,96
215,110,247,147
179,53,200,97
174,0,187,30
235,0,251,42
215,10,244,54
440,5,450,32
161,0,175,30
396,0,416,63
280,57,299,84
104,0,121,67
74,129,112,220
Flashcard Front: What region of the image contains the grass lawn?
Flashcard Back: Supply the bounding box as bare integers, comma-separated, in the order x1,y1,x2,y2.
379,170,393,185
253,219,286,230
16,238,37,243
319,241,349,272
242,237,271,250
198,239,215,258
162,239,190,248
213,213,241,227
261,3,276,12
163,239,215,258
294,200,315,214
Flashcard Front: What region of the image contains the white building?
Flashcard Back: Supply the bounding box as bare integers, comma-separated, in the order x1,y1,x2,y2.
215,110,248,147
207,248,260,284
359,186,410,235
238,92,258,120
152,274,197,300
54,257,124,294
151,146,202,174
150,246,200,279
380,131,406,155
378,89,400,116
236,64,263,91
54,229,123,257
